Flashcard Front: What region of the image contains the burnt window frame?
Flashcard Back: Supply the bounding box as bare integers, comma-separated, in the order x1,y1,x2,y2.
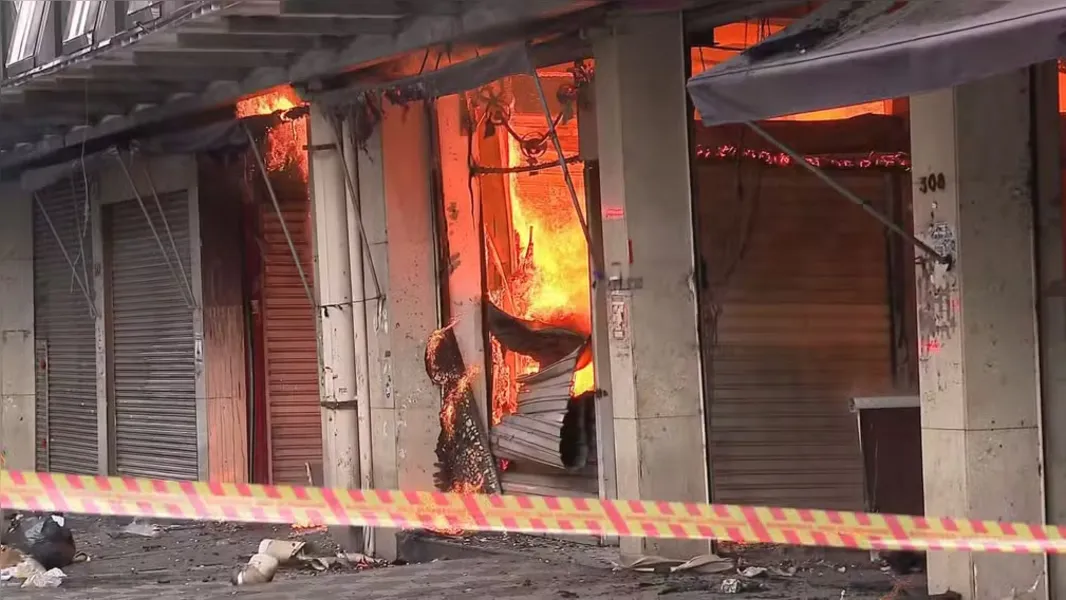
6,0,53,77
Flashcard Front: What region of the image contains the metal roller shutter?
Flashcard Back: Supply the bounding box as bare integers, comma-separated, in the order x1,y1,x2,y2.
33,175,98,474
696,164,896,511
108,192,199,480
260,199,320,485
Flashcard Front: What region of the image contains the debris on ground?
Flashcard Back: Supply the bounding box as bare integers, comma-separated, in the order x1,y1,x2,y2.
4,513,77,570
0,551,68,588
0,544,23,569
618,553,735,574
720,577,765,594
738,566,767,578
21,566,67,588
233,552,280,586
879,550,926,576
116,520,163,539
233,538,388,585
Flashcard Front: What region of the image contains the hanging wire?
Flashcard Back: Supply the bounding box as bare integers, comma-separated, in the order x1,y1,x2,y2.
138,156,197,308
524,47,599,275
743,121,952,266
32,192,98,320
112,149,197,309
326,114,383,303
241,123,316,310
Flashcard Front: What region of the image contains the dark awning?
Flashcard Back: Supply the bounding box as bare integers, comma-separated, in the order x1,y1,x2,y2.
687,0,1066,126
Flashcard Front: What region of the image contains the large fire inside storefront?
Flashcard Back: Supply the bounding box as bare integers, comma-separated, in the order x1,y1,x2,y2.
427,62,600,510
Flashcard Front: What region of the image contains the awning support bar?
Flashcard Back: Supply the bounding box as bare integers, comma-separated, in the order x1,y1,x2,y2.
242,124,316,310
138,158,197,309
32,192,98,320
326,114,383,303
112,150,197,310
744,121,953,267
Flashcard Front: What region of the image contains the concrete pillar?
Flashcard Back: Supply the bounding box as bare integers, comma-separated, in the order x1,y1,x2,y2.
357,113,396,560
1033,62,1066,600
592,13,708,560
357,101,441,560
435,94,488,428
0,186,34,470
308,106,362,550
909,70,1046,599
380,102,441,494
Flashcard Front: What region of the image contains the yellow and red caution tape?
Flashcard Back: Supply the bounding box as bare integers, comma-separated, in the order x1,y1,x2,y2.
2,469,1065,554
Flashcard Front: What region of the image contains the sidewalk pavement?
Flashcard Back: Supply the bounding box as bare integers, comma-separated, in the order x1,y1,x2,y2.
7,554,903,600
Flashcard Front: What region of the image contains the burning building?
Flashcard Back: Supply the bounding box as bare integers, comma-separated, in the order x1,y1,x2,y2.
428,63,602,502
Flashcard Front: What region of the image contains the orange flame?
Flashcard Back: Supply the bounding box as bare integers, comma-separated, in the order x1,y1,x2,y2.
235,86,309,181
498,115,596,409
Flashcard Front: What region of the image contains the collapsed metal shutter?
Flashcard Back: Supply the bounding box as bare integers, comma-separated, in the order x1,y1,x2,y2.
108,192,198,480
696,164,896,511
260,198,320,485
33,175,98,474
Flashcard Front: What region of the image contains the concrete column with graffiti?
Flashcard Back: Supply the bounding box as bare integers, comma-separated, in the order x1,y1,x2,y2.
909,69,1046,600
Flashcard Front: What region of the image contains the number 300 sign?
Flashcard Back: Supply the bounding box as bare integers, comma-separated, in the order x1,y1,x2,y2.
917,172,946,194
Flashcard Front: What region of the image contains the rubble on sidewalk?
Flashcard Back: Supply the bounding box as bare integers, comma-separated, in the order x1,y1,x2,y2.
4,513,77,570
233,538,388,586
0,547,68,588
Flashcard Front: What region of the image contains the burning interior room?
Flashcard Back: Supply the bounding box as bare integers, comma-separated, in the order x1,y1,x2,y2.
427,62,601,502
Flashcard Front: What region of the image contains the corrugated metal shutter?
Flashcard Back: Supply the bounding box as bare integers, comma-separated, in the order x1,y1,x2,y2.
259,198,320,485
33,176,98,474
109,192,198,480
696,164,896,511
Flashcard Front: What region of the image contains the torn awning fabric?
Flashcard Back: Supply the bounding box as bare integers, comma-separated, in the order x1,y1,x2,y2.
687,0,1066,126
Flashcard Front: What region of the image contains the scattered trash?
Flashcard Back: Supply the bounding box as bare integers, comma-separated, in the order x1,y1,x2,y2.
232,552,280,586
771,566,797,577
739,566,768,578
617,553,735,574
837,565,847,573
22,567,66,588
5,514,77,570
337,552,387,570
120,520,163,539
233,538,386,585
0,545,24,569
720,578,764,594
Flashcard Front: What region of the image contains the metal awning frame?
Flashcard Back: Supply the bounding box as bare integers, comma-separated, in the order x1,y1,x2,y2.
744,121,952,266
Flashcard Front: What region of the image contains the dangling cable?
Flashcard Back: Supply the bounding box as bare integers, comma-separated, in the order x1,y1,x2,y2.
524,46,599,275
326,114,383,302
242,124,316,310
32,192,98,319
112,149,196,309
743,121,952,267
137,155,197,308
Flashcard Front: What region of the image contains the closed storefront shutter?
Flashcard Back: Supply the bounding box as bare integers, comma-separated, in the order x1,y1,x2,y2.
33,175,98,474
108,192,199,480
696,164,896,511
260,200,320,485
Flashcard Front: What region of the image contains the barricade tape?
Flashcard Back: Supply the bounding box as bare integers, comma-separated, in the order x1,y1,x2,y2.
2,469,1064,554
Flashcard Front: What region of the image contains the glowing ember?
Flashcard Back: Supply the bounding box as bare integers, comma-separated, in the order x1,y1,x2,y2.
235,86,309,181
291,522,328,534
431,474,486,537
441,365,479,437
